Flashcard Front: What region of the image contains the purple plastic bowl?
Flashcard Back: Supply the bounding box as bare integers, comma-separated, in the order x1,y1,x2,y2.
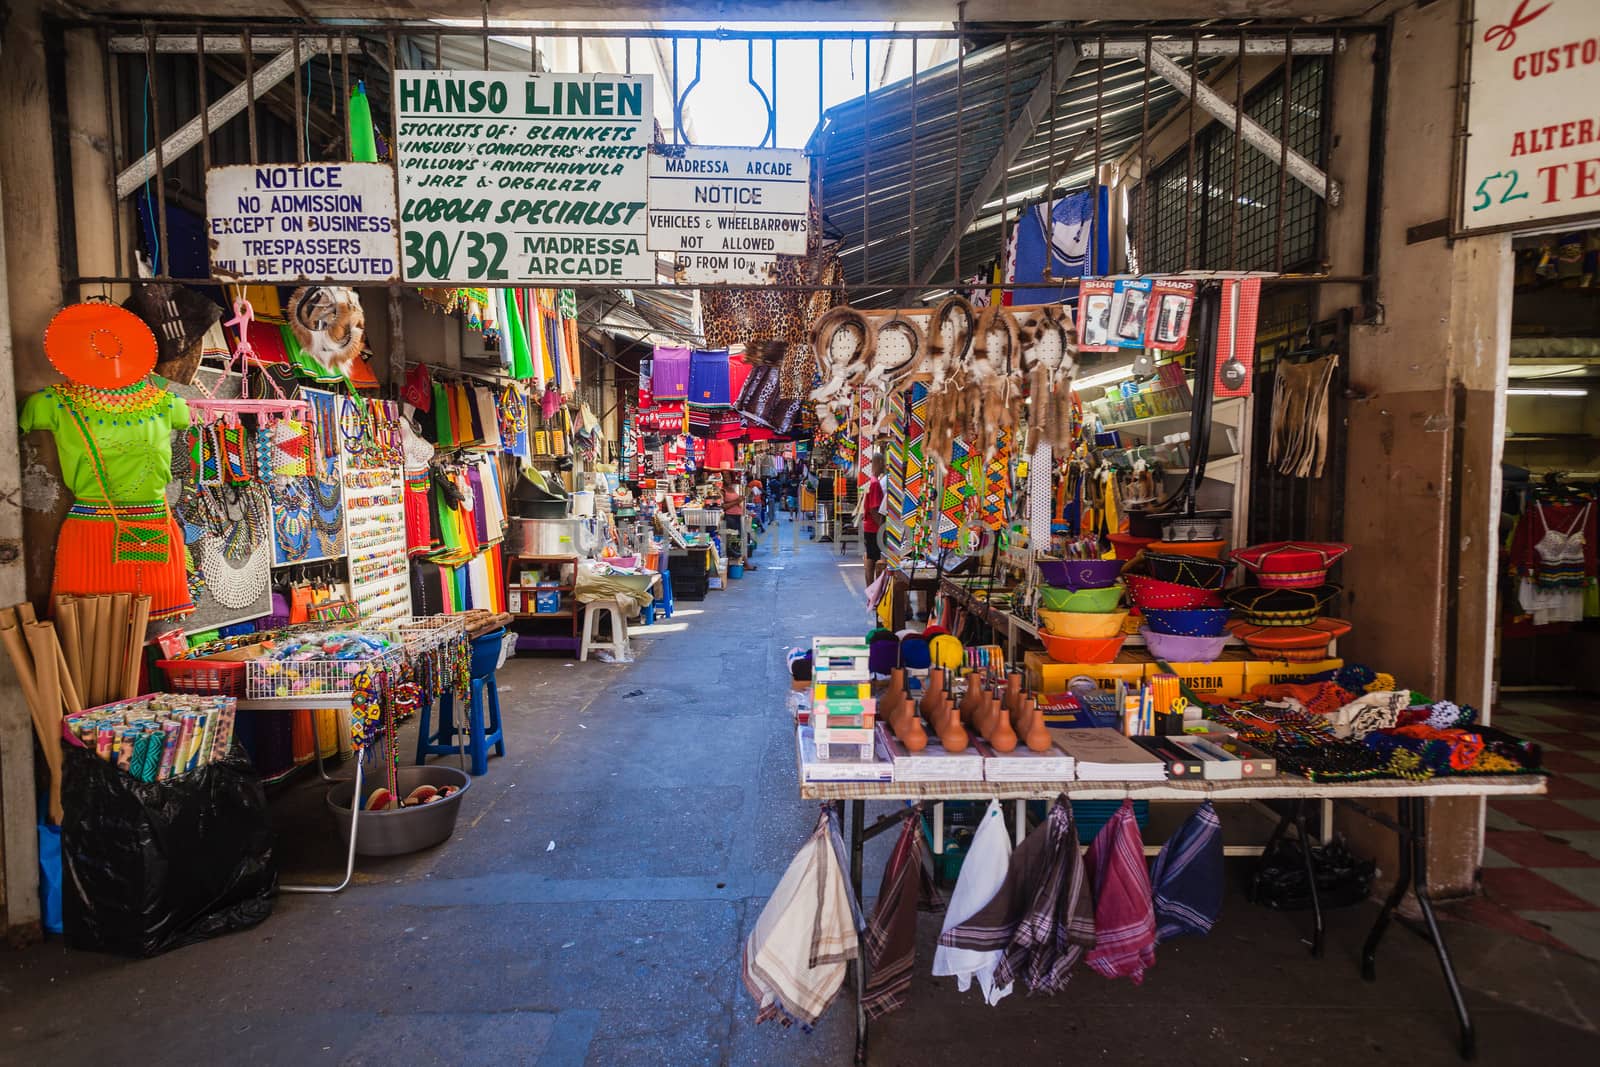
1141,627,1229,664
1036,558,1125,590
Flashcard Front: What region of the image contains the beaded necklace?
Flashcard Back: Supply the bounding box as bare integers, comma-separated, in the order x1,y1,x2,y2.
275,481,312,562
54,379,168,421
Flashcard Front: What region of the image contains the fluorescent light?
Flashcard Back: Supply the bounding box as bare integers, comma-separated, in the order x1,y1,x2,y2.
1507,387,1590,396
1508,363,1589,379
1072,363,1138,392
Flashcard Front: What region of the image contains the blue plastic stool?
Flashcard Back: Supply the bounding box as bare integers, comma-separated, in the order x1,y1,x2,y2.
646,569,674,622
415,629,506,776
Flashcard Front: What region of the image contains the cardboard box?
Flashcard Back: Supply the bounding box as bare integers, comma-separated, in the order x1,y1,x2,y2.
1242,658,1345,693
1160,653,1249,702
1024,650,1148,693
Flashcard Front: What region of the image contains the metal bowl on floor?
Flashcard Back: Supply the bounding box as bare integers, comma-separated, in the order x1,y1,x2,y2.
327,766,471,857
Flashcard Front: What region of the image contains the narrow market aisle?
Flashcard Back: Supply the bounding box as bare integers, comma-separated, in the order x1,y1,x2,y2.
0,513,864,1066
4,530,1600,1065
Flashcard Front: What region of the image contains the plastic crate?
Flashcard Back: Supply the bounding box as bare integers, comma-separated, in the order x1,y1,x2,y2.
156,658,247,697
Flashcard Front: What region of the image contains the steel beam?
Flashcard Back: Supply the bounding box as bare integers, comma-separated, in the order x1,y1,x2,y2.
116,41,330,199
1083,38,1335,59
107,35,360,54
911,35,1079,289
1140,47,1340,206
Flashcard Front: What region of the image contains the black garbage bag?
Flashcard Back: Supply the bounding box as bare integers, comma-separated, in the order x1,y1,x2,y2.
1249,835,1375,912
62,743,276,957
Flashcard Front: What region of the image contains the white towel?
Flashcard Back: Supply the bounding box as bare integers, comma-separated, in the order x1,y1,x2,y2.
743,811,860,1028
932,799,1014,1005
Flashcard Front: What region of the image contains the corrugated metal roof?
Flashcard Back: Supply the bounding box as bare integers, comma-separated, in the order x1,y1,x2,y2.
810,35,1217,304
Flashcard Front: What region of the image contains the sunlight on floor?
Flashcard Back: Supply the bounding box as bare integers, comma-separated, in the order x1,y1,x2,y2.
632,622,690,635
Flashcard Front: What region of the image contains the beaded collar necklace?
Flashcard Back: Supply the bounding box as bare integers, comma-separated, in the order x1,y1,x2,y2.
54,378,168,421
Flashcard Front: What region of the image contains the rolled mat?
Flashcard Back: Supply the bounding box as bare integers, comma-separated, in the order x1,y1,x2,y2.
122,596,151,701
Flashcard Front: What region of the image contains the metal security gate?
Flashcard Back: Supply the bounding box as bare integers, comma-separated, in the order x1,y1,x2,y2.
52,18,1383,301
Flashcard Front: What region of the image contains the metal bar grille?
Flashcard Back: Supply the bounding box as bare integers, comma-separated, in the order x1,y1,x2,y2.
1141,57,1330,276
72,21,1366,298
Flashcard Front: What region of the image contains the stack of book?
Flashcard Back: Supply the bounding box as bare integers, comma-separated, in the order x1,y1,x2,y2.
876,725,984,782
975,739,1076,782
1049,728,1168,782
797,726,892,783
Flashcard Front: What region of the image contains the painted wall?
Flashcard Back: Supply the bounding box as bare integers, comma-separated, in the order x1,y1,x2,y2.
1331,0,1512,894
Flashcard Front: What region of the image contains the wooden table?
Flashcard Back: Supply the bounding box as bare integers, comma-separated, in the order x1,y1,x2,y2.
801,766,1546,1064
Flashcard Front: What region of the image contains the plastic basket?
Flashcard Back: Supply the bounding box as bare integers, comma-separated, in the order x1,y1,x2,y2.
156,658,247,697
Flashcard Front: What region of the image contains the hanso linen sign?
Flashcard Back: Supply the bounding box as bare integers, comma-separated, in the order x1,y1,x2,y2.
648,144,810,284
1462,0,1600,232
392,71,653,284
206,163,399,282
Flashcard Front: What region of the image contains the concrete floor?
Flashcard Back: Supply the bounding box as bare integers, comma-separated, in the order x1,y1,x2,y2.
3,517,1600,1065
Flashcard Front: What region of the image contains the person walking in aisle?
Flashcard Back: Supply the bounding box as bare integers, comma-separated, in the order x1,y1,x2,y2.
862,451,888,587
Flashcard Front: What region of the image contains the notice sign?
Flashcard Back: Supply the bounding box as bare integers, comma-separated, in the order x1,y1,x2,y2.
205,163,399,282
648,144,809,284
1462,0,1600,232
392,70,653,285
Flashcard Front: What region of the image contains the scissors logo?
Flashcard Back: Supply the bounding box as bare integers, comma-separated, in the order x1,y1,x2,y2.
1484,0,1553,51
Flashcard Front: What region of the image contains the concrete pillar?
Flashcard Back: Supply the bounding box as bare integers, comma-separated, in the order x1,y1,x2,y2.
0,0,63,942
1331,0,1510,895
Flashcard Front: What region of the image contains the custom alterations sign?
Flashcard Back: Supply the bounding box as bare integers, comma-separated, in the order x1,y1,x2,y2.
1462,0,1600,232
205,163,399,281
392,71,653,284
647,144,810,284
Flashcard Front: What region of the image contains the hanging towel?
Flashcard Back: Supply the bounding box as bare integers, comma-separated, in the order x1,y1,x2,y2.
653,346,692,400
688,348,733,408
941,797,1095,996
473,386,503,451
933,800,1015,1005
1084,799,1157,983
743,808,864,1029
1149,800,1224,943
862,815,939,1019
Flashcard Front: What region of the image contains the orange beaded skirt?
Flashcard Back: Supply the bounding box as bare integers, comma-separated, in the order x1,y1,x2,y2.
55,501,194,620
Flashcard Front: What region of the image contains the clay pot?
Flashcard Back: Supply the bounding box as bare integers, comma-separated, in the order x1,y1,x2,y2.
978,689,1018,752
1012,694,1052,753
882,669,926,751
922,674,968,752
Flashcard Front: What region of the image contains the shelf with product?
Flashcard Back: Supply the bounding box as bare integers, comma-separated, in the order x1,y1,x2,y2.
504,554,581,654
1086,373,1252,549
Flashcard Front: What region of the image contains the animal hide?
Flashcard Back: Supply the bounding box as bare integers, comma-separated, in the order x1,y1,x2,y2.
288,286,365,377
809,306,872,434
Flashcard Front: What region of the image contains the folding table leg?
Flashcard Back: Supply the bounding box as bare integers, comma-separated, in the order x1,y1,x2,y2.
281,756,362,894
1361,796,1416,980
307,709,338,783
1407,797,1477,1060
1293,799,1325,958
850,799,869,1067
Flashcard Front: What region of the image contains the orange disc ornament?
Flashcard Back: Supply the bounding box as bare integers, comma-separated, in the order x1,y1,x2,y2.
44,303,158,389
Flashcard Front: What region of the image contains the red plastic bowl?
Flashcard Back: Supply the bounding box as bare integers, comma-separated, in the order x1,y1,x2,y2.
1038,632,1127,664
1124,574,1225,610
1109,533,1157,561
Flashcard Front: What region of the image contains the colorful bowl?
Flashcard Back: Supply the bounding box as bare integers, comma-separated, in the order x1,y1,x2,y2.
1225,584,1341,627
1109,533,1157,561
1146,539,1229,560
1144,552,1236,589
1039,631,1127,664
1039,608,1130,639
1141,607,1233,637
1231,541,1351,589
1228,617,1352,661
1124,574,1225,610
1036,557,1124,590
1141,627,1230,664
1039,583,1125,613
